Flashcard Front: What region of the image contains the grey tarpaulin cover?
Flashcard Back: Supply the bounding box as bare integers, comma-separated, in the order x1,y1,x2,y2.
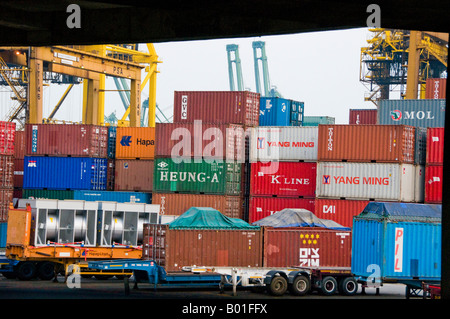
252,208,350,230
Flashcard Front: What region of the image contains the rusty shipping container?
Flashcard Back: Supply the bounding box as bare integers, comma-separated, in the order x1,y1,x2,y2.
249,161,317,197
13,130,25,159
0,155,14,189
155,122,247,161
348,109,377,125
425,165,442,204
314,199,370,228
263,227,352,268
425,78,447,99
318,125,415,163
25,124,108,157
0,189,14,222
173,91,260,126
152,193,244,219
0,121,15,156
115,127,155,159
114,159,154,192
248,196,316,224
426,127,444,165
13,158,24,188
143,224,263,272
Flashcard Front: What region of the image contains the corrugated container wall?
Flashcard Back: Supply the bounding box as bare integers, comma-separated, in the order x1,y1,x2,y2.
377,99,446,127
13,158,23,188
173,91,260,126
152,193,244,219
415,165,425,203
425,165,442,203
13,130,25,159
302,116,335,126
426,127,444,165
0,189,13,222
0,155,14,189
23,156,107,190
0,222,7,247
115,127,155,159
153,158,243,195
314,199,370,228
25,124,108,157
425,78,447,99
143,224,263,272
318,125,415,163
156,123,246,161
259,97,294,126
249,126,318,162
348,109,377,125
22,189,75,200
316,162,416,202
248,197,315,223
114,159,154,192
0,121,15,156
73,190,151,203
250,162,317,198
107,126,117,159
414,127,427,165
263,228,352,268
290,100,304,126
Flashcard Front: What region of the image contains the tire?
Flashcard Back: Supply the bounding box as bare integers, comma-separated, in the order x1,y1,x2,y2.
37,262,55,280
339,277,358,296
267,276,288,296
16,262,37,281
289,275,310,296
320,276,338,296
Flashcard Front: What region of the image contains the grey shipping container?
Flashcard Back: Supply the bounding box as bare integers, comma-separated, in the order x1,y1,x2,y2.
377,99,445,128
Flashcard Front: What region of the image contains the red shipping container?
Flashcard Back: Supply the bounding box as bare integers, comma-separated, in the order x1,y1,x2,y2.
0,121,15,156
0,155,14,189
13,158,24,188
314,199,370,228
250,162,316,197
426,127,444,165
348,109,377,125
173,91,260,126
425,78,447,99
0,189,13,222
249,196,315,223
425,165,442,203
25,124,108,158
114,159,154,192
13,130,26,159
263,228,352,268
155,122,246,161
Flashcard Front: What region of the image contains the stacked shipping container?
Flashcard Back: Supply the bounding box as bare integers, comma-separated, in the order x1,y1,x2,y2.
0,121,15,223
425,127,444,203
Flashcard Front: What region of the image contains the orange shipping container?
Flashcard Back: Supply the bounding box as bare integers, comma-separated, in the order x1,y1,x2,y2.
115,127,155,159
152,193,244,219
318,125,415,163
425,78,447,99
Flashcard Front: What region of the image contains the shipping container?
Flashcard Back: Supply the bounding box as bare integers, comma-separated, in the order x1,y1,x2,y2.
0,189,13,222
250,162,316,197
426,127,444,165
377,99,445,127
115,127,155,159
13,158,23,188
249,126,318,162
425,165,442,203
316,162,416,202
318,125,415,163
415,165,425,203
425,78,447,99
0,222,7,247
302,116,335,126
314,199,370,228
107,159,115,191
348,109,377,125
352,202,441,284
290,100,304,126
0,121,15,156
173,91,260,126
25,124,108,158
13,130,25,159
13,188,22,199
23,156,107,190
22,189,75,200
74,190,151,203
414,127,427,165
248,196,315,223
152,193,244,219
155,122,247,161
153,158,243,195
0,155,14,189
263,227,352,268
107,126,117,159
259,97,292,126
143,223,263,272
114,159,154,192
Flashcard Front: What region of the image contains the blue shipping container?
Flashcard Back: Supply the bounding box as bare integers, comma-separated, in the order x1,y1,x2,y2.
259,97,292,126
351,202,441,286
23,156,107,190
73,190,151,203
0,222,7,248
107,126,117,159
290,100,304,126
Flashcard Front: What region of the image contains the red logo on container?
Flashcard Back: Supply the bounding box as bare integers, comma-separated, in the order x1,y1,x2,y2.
322,175,331,184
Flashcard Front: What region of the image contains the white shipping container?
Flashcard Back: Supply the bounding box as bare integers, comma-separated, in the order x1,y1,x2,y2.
250,126,318,162
316,162,416,202
415,165,425,203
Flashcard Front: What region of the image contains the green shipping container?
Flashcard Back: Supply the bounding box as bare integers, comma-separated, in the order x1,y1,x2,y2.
22,189,75,200
302,116,335,126
153,158,242,195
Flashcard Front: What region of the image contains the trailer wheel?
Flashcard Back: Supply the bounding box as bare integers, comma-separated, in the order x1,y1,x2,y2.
320,276,338,295
339,277,358,296
16,262,37,281
290,275,310,296
267,276,288,296
37,262,55,280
